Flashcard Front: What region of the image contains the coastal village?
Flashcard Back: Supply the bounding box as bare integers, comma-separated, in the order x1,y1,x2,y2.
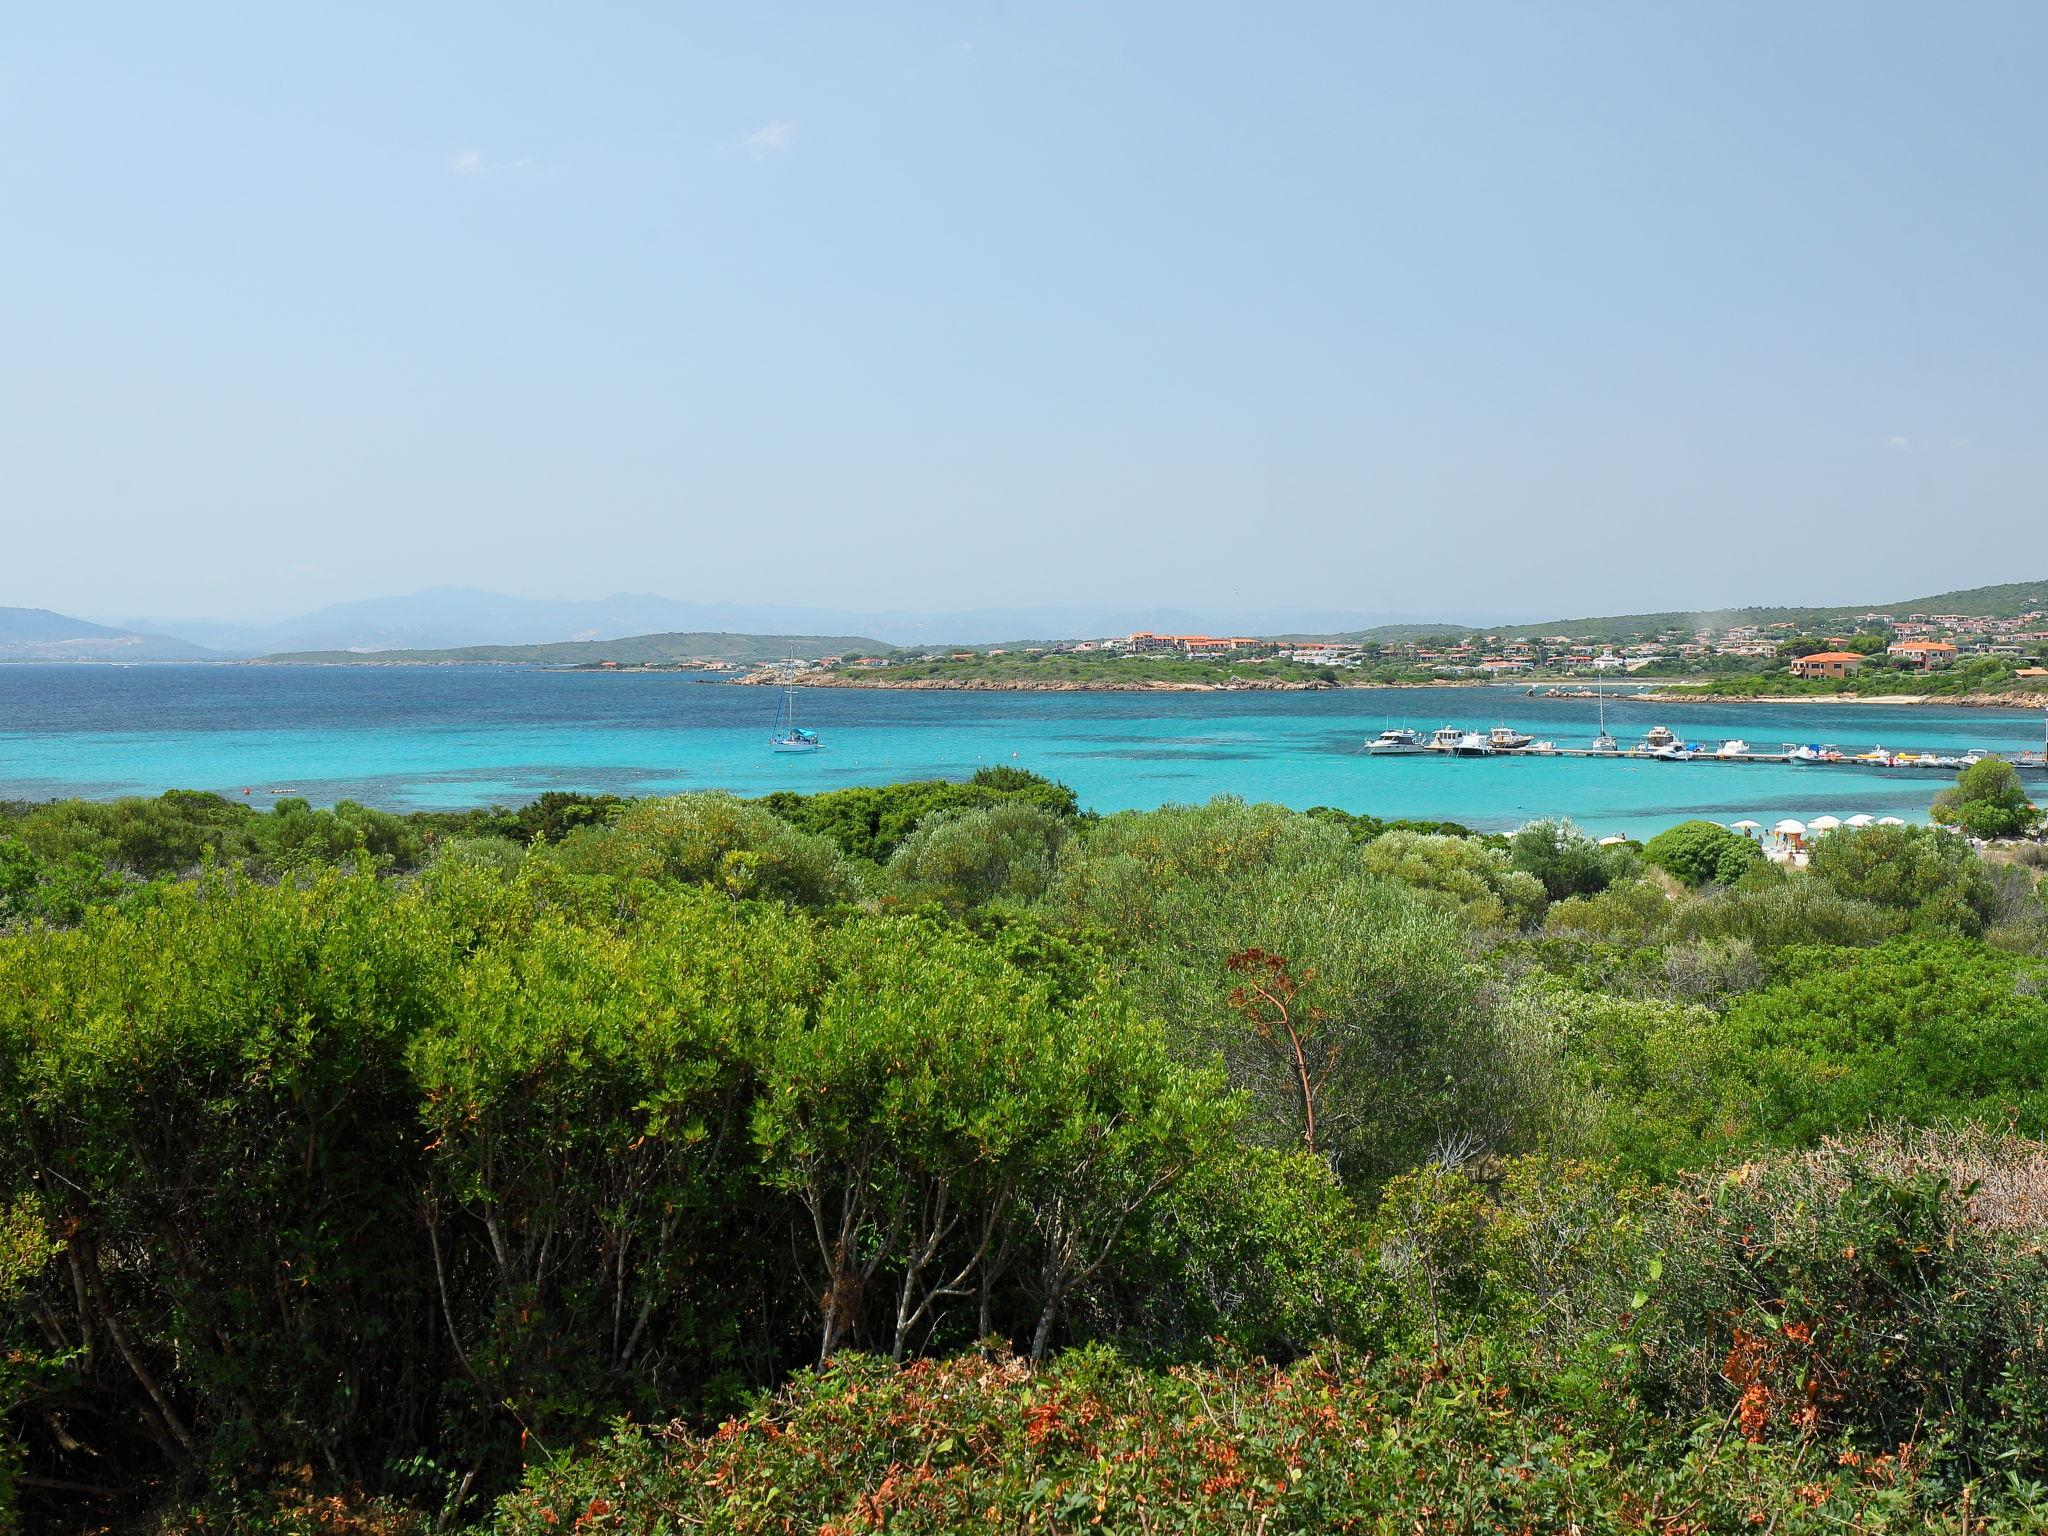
676,603,2048,688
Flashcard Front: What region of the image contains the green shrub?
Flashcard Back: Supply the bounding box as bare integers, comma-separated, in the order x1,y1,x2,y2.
1933,758,2043,840
884,802,1070,908
1807,823,1995,935
1635,1132,2048,1479
1719,938,2048,1143
539,792,854,904
1666,875,1902,952
1358,829,1546,930
1643,819,1764,887
1508,817,1638,901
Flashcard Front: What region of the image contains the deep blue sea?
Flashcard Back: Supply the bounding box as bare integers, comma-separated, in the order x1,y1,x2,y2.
2,665,2044,838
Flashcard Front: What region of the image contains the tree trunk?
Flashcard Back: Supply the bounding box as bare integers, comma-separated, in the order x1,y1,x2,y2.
75,1237,199,1464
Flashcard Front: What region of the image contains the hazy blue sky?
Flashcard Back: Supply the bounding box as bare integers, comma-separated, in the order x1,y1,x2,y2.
4,3,2044,623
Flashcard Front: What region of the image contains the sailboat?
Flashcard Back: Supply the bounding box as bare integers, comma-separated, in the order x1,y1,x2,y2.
1590,678,1619,754
769,662,822,753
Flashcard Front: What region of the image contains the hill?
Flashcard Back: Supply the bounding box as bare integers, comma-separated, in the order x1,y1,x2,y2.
1493,579,2048,643
0,607,214,661
260,631,892,667
1289,579,2048,645
134,586,1507,654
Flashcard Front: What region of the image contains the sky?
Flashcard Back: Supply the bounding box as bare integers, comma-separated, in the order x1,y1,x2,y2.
4,3,2045,625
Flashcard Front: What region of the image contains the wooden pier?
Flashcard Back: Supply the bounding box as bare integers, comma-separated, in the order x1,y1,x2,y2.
1404,745,2048,775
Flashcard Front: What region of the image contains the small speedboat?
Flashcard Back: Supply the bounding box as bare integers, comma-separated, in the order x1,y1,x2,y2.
1452,732,1495,757
1367,727,1427,755
1716,740,1749,758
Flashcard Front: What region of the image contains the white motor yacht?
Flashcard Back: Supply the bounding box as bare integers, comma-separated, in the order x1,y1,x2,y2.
1488,725,1535,750
1429,726,1465,752
1366,727,1427,755
1716,740,1750,757
1453,732,1495,756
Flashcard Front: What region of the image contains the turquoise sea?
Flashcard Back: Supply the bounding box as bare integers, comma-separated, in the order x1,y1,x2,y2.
2,665,2043,838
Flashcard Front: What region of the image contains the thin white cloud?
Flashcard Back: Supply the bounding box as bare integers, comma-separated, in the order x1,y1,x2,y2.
741,121,798,156
447,149,533,175
1887,435,1911,449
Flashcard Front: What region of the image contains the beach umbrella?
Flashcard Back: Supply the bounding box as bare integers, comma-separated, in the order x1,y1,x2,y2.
1730,819,1762,835
1844,813,1875,828
1772,819,1807,836
1876,816,1907,826
1809,815,1843,833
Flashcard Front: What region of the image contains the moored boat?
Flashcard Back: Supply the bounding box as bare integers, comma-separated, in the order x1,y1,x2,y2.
1367,727,1427,755
769,663,824,753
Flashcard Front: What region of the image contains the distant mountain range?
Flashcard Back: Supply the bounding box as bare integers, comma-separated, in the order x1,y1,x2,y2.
99,588,1519,656
0,608,213,662
5,578,2041,666
266,633,892,668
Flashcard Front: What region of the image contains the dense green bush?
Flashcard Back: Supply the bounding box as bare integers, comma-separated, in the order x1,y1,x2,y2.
1933,757,2043,840
1356,828,1545,929
538,792,855,904
493,1336,2043,1534
1643,818,1764,887
1665,874,1903,952
1636,1133,2048,1479
1507,817,1638,901
1050,800,1546,1183
1720,937,2048,1142
883,801,1070,908
756,767,1081,863
8,783,2048,1532
1807,823,1995,934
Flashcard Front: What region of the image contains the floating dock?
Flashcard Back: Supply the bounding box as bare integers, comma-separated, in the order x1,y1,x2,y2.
1403,745,2048,775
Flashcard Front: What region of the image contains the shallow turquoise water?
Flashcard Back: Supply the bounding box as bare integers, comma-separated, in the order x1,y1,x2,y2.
1,665,2042,838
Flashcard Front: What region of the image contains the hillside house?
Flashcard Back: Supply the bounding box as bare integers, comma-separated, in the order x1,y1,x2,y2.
1790,651,1866,680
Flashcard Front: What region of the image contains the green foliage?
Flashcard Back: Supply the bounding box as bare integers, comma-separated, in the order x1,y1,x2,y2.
10,783,2048,1532
884,801,1070,908
1302,806,1479,841
493,1335,2043,1533
538,791,855,904
1635,1133,2048,1479
1051,799,1547,1184
1807,823,1995,935
8,789,263,875
758,767,1081,864
1356,829,1546,930
0,834,132,926
261,795,427,873
1543,876,1672,944
1546,982,1739,1178
1643,819,1764,888
1720,938,2048,1143
1933,757,2043,839
1508,817,1638,901
1665,873,1903,952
